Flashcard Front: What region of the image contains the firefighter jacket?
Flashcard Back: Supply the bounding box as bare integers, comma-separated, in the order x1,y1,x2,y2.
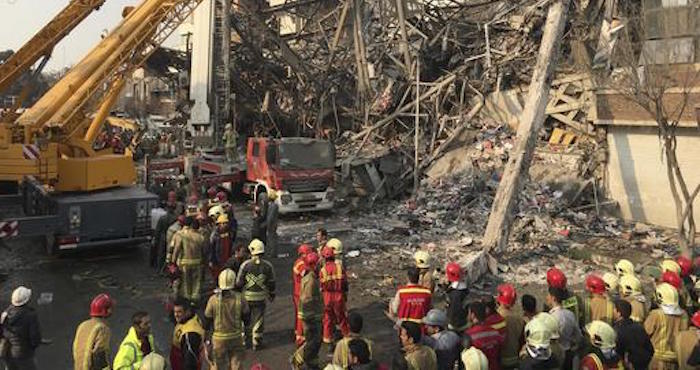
166,221,182,263
298,270,322,322
293,258,305,301
73,317,111,370
582,294,613,325
236,256,276,302
644,307,689,364
204,290,248,342
580,351,624,370
485,313,506,335
623,294,648,323
390,284,432,324
208,229,232,266
418,269,435,293
320,259,348,295
170,315,204,370
172,227,205,268
332,334,374,369
113,327,156,370
465,323,505,370
446,282,469,331
497,306,525,368
675,328,700,370
403,343,437,370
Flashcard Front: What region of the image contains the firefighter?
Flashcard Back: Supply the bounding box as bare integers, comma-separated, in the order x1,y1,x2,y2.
265,190,279,257
209,214,233,282
619,274,648,323
206,187,218,206
518,315,558,369
389,266,432,325
170,298,204,370
293,244,313,346
72,293,114,370
445,262,469,332
113,312,155,370
205,268,248,370
153,200,178,271
645,282,689,370
534,312,565,369
615,259,636,277
677,256,698,314
414,250,435,293
320,246,349,345
464,301,503,370
582,274,614,326
496,284,524,369
236,239,275,351
663,270,690,312
461,347,489,370
172,216,206,302
546,267,581,322
327,238,344,264
292,252,323,370
166,215,186,265
580,320,624,370
223,123,238,163
661,259,682,275
675,311,700,370
316,228,329,253
602,273,620,301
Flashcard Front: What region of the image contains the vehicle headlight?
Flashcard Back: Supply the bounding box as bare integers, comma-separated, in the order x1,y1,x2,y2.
281,194,292,205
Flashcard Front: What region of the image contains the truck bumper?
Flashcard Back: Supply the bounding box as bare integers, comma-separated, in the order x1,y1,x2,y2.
278,190,334,214
58,235,152,251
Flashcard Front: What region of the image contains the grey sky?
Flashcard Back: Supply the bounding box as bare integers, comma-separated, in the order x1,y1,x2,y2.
0,0,179,72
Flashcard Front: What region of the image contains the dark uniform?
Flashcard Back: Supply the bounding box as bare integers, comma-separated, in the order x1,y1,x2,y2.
236,256,275,349
292,268,323,370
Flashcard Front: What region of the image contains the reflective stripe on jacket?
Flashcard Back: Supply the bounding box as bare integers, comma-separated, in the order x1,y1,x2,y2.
73,318,111,370
113,327,155,370
397,284,432,323
644,308,689,362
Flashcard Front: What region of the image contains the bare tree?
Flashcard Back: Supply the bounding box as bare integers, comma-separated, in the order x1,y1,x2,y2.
598,7,699,253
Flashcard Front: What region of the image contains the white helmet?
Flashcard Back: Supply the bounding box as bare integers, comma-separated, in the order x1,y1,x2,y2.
218,269,236,290
461,347,488,370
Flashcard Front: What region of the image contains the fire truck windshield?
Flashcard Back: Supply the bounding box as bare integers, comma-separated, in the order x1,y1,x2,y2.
279,141,335,169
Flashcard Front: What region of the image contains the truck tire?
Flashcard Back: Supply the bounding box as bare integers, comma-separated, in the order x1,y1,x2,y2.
44,235,57,256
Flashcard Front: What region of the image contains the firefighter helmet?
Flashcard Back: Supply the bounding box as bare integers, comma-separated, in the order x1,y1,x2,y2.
534,312,560,339
602,272,619,293
546,267,567,289
692,311,700,328
208,205,224,218
297,244,313,256
207,187,217,198
216,191,227,202
585,320,616,350
321,246,335,260
218,269,236,290
216,214,229,224
461,347,488,370
414,250,431,269
524,316,552,347
446,262,462,283
423,309,448,328
327,238,343,256
615,259,635,277
90,293,114,318
585,274,606,295
248,239,265,256
304,252,320,269
661,259,681,275
496,284,517,307
661,270,682,290
619,274,642,296
656,283,679,306
677,256,692,277
267,190,278,201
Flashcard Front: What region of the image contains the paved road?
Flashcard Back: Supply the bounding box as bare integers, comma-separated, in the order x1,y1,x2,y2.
0,219,399,368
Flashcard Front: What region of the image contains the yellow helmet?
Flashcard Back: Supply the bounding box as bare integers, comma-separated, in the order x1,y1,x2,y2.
533,312,559,339
248,239,265,256
619,274,642,296
208,205,224,218
216,214,229,224
656,282,679,306
524,316,552,347
602,272,619,293
585,320,616,350
218,269,236,290
461,347,488,370
267,190,278,201
327,238,343,256
661,260,681,275
414,250,431,269
615,259,635,277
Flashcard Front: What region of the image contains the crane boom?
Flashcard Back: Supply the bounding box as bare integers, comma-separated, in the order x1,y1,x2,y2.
0,0,106,94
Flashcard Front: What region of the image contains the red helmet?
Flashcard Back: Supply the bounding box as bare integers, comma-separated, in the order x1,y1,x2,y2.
297,244,313,256
585,274,606,294
445,262,462,283
177,215,186,225
662,270,682,290
216,191,227,202
207,187,217,198
692,312,700,328
546,267,567,289
90,293,114,318
497,284,517,307
304,252,320,269
187,195,199,205
677,256,692,277
321,246,335,259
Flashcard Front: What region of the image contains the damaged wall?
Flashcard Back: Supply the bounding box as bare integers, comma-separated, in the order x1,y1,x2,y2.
605,125,700,229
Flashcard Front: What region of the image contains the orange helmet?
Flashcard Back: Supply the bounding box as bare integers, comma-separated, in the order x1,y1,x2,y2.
321,246,335,260
677,256,692,277
90,293,114,318
547,267,567,289
586,274,606,294
692,311,700,328
497,284,517,307
304,252,320,269
446,262,462,283
662,270,682,290
297,244,313,256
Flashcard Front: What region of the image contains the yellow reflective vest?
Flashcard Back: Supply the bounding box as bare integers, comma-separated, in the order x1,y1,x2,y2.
113,327,156,370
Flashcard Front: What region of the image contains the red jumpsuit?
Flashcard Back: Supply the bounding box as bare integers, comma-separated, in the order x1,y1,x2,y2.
292,257,306,346
209,229,232,281
320,258,349,343
396,284,432,324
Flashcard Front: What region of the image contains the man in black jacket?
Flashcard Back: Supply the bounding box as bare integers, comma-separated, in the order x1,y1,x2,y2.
613,299,653,370
1,286,42,370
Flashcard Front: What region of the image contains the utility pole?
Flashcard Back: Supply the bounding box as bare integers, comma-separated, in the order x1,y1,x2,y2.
482,0,571,253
